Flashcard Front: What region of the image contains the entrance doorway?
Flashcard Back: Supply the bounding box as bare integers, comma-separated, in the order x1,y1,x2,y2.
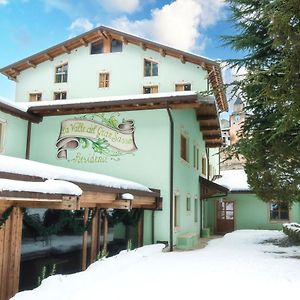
216,200,234,234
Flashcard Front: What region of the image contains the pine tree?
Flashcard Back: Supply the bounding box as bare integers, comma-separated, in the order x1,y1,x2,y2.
223,0,300,203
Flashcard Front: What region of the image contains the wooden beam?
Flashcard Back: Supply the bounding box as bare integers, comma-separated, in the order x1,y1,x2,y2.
80,37,88,47
62,45,71,54
103,212,108,256
26,60,36,68
81,208,89,271
180,55,186,64
159,48,166,57
44,53,53,61
0,195,79,210
90,208,98,264
120,36,128,44
96,209,102,255
139,42,147,51
102,30,111,40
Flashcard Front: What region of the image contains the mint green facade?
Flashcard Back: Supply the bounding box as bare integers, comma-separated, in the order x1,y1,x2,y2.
0,111,27,158
26,107,211,245
1,36,222,247
206,193,300,233
15,43,207,102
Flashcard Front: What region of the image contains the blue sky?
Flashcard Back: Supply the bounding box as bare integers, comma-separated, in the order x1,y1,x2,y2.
0,0,239,105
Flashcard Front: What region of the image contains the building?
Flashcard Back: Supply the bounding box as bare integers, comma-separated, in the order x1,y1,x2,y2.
0,26,228,299
206,169,300,234
229,97,245,145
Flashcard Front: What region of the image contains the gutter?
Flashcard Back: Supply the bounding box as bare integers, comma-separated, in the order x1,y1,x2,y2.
167,105,174,252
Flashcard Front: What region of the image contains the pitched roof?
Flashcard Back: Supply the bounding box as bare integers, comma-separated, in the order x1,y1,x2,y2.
0,25,228,112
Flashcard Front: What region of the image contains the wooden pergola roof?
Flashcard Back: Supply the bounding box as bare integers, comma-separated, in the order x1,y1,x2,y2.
0,171,161,211
0,26,227,112
199,176,229,200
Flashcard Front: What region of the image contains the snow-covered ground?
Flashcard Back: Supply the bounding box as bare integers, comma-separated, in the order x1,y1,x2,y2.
12,230,300,300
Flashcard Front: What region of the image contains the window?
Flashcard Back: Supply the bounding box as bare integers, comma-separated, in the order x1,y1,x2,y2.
29,93,42,102
270,201,289,221
180,134,189,162
55,63,68,83
196,147,199,170
111,39,122,53
193,144,196,169
143,85,158,94
91,40,104,54
174,195,180,227
194,198,198,222
0,119,7,153
99,73,110,88
144,59,158,77
54,92,67,100
175,83,191,91
202,157,207,175
186,196,191,211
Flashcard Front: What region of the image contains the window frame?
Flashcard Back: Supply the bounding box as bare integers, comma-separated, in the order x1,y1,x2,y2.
110,39,123,53
201,156,207,176
174,195,180,228
180,133,189,162
29,93,42,102
54,91,67,100
186,195,191,212
269,201,290,222
143,85,158,94
99,72,110,88
175,83,192,91
0,118,7,154
144,59,158,77
90,40,104,55
55,63,68,83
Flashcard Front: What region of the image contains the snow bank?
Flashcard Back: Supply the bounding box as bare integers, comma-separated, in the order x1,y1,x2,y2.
283,223,300,241
0,155,151,192
12,231,300,300
0,178,82,196
214,169,250,191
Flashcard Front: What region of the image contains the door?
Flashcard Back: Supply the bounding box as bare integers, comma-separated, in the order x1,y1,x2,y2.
216,200,235,234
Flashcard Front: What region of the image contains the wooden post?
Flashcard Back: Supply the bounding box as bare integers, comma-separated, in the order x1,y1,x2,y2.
103,211,108,256
137,209,144,248
96,209,102,255
90,209,98,264
81,208,89,271
0,207,23,300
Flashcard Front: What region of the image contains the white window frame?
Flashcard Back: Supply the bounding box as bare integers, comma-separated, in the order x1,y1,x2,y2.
0,118,7,154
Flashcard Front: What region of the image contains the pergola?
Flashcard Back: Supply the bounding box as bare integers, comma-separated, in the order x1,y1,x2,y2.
0,162,161,300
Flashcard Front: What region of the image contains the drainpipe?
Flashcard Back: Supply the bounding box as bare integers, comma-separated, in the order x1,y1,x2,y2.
25,121,32,159
167,105,174,252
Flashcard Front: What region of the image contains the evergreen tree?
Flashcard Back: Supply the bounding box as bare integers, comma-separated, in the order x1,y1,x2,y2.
223,0,300,203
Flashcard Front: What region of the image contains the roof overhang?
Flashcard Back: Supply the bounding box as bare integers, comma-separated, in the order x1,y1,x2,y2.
0,100,42,123
199,176,229,200
22,92,223,147
0,26,227,112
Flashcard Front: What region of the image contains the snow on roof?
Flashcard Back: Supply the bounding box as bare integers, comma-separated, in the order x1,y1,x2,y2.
0,178,82,196
17,91,199,111
0,155,151,192
0,96,28,113
214,169,250,192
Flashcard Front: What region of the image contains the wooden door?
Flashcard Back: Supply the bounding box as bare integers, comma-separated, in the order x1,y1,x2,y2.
216,200,234,234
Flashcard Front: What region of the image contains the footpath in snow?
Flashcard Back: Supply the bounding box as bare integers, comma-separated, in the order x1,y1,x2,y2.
12,230,300,300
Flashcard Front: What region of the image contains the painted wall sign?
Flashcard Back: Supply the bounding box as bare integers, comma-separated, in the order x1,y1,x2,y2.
56,114,137,162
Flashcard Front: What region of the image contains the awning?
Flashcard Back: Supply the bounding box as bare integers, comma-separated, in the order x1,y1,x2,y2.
199,176,229,200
